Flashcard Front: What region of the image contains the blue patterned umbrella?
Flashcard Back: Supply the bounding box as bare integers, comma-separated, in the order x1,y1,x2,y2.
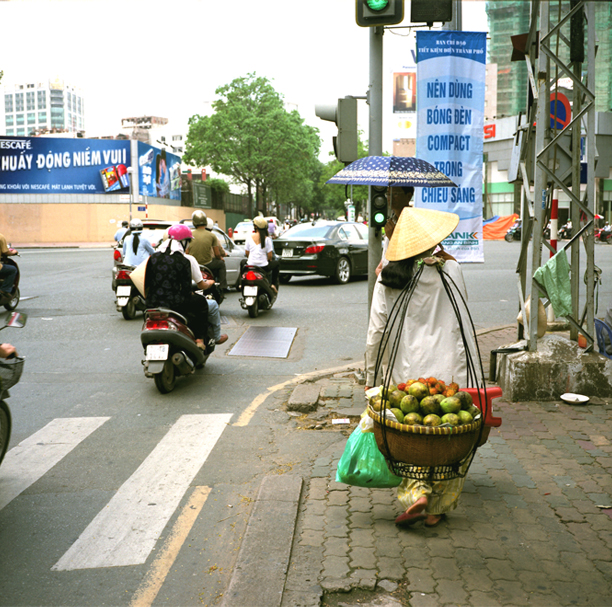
326,156,457,188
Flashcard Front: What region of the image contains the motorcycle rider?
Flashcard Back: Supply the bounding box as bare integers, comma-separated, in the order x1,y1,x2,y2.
242,216,279,290
0,233,18,302
145,224,228,348
122,218,155,266
114,220,129,243
186,210,228,291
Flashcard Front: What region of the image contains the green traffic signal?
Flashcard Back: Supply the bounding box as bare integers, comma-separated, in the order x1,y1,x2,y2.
365,0,390,10
370,186,388,228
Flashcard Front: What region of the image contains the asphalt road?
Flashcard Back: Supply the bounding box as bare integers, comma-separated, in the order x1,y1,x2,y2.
0,240,610,606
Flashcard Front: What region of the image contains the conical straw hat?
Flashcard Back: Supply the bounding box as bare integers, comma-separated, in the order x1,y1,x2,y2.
386,206,460,261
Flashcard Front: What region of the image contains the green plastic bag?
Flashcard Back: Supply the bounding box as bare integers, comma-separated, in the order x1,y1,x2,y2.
335,426,402,488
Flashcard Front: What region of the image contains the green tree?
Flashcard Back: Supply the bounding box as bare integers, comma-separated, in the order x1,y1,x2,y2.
184,73,320,218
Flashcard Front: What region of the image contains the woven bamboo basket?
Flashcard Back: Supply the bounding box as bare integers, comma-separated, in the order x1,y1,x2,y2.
368,405,482,467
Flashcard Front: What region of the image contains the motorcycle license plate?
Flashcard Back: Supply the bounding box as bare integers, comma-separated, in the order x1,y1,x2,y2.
146,344,169,361
116,286,132,296
282,248,293,258
244,286,258,296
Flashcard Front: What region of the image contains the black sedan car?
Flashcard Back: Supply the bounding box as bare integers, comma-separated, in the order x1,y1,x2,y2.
273,220,369,284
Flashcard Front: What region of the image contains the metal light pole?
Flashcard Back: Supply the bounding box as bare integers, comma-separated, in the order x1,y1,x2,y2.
367,25,384,312
127,167,134,221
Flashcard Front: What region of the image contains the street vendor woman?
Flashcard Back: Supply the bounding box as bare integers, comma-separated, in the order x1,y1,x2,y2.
364,206,481,528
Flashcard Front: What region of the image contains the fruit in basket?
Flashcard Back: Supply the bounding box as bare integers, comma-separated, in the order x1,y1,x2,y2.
433,393,445,406
389,389,405,408
423,414,441,427
440,396,461,415
458,410,474,425
390,408,405,423
400,394,420,414
467,404,481,418
404,412,423,425
455,391,473,410
408,381,429,401
420,395,441,416
369,395,384,412
441,413,460,427
397,382,407,392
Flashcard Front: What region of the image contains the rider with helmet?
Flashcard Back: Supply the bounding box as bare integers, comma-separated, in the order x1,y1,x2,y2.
114,220,129,243
186,210,228,291
145,224,228,348
122,218,155,266
242,216,279,290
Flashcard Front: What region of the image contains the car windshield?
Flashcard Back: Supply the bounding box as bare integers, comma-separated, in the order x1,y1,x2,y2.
282,224,334,239
235,222,252,231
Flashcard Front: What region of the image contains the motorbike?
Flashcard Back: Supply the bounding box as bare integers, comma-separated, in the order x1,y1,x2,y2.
595,226,612,243
0,311,27,467
239,264,278,318
115,264,147,320
0,253,21,311
558,222,573,240
504,220,522,242
140,308,216,394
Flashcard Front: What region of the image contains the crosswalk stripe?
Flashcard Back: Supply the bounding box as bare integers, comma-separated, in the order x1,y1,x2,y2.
52,413,232,571
0,417,110,512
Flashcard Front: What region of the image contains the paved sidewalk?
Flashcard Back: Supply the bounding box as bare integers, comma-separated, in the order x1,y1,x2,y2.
280,327,612,607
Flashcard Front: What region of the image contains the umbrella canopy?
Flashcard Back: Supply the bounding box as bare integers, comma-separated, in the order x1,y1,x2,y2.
326,156,457,188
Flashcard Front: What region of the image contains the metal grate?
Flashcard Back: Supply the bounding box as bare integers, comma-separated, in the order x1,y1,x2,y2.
228,326,297,359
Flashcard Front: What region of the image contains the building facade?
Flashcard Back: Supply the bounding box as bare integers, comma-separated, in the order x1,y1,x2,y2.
2,78,85,137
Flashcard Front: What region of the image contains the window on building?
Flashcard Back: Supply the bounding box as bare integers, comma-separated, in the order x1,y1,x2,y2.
5,115,14,126
51,107,64,127
16,114,24,125
26,91,35,110
6,129,14,136
4,94,13,113
16,128,25,136
37,90,46,109
27,113,36,125
15,93,24,111
38,112,47,123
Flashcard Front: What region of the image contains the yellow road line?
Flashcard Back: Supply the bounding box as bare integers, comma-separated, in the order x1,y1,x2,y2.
233,361,363,427
130,486,211,607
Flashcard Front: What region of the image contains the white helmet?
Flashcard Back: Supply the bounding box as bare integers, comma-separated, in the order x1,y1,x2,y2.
129,218,143,232
192,210,208,227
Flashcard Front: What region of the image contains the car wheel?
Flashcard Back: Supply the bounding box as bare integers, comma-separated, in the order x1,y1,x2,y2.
335,257,351,284
279,275,292,284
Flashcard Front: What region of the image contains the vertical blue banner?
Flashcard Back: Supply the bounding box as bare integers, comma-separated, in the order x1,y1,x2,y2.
415,31,486,263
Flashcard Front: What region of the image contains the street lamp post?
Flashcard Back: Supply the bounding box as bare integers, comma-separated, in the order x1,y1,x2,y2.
127,167,134,221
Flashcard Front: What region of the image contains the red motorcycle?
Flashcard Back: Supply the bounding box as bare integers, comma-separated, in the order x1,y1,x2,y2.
595,226,612,243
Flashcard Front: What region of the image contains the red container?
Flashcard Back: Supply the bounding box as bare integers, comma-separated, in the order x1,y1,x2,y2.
463,387,502,446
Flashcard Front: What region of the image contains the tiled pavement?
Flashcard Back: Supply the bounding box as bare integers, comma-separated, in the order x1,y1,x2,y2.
280,327,612,607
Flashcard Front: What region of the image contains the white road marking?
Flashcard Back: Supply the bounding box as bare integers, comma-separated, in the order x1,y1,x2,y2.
0,417,110,512
52,413,232,571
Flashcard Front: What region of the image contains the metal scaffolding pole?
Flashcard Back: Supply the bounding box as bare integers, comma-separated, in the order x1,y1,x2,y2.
516,1,598,351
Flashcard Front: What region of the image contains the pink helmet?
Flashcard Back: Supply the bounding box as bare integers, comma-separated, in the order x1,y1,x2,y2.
168,224,193,241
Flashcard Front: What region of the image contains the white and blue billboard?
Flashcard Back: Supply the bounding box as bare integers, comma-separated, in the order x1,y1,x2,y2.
0,136,181,201
0,136,132,195
415,31,487,263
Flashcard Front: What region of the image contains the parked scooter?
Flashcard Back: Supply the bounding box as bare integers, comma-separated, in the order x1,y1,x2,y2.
0,311,27,467
0,253,21,311
504,219,522,242
239,264,278,318
140,308,216,394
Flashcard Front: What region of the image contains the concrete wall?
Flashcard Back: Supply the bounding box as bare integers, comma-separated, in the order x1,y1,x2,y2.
0,196,226,244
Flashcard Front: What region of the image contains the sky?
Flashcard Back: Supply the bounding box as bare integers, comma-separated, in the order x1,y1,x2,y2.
0,0,489,159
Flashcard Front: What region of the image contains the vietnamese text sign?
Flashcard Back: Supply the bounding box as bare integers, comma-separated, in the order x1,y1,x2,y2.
415,31,486,263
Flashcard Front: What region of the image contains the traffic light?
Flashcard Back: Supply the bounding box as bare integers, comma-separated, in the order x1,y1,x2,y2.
370,186,388,228
315,97,358,165
356,0,404,27
410,0,452,26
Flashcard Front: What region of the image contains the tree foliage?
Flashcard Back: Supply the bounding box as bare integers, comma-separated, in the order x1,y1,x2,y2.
184,73,320,217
